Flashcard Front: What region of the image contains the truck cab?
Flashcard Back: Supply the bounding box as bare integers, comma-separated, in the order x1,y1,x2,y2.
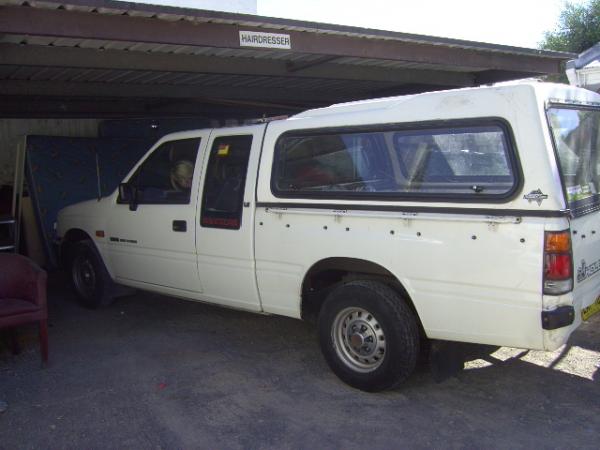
60,125,266,310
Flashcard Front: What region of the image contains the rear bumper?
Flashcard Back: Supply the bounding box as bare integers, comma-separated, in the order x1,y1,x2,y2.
542,306,575,330
541,288,598,350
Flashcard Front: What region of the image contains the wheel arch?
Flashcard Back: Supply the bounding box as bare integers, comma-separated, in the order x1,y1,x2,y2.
60,228,96,267
300,257,423,330
63,228,93,242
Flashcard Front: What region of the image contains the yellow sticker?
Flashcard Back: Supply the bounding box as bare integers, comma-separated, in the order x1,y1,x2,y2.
582,296,600,321
217,144,230,156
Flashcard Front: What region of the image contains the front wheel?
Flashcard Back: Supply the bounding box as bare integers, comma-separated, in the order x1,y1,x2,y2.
318,280,420,391
69,241,115,309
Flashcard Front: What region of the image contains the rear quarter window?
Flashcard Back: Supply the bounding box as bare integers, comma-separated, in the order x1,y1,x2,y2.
201,135,253,230
547,106,600,216
271,120,520,202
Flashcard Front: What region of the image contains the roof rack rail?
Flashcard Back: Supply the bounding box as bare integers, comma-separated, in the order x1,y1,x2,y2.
245,115,289,124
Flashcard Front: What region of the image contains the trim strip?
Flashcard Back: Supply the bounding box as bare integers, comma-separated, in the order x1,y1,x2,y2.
256,202,570,218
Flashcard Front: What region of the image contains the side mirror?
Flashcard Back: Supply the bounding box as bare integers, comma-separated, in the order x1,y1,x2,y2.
119,183,138,211
118,183,131,201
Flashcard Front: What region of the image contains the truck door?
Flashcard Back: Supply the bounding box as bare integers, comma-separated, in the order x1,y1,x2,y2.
195,126,265,311
106,133,209,292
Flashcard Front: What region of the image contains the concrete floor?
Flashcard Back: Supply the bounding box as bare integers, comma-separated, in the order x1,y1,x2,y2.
1,281,599,449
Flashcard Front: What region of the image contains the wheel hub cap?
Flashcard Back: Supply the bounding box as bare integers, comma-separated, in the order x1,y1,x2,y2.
349,333,364,348
332,307,386,373
80,263,94,285
72,255,96,299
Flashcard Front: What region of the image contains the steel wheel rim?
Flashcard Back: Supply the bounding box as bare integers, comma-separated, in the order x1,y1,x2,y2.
72,254,97,299
332,307,386,373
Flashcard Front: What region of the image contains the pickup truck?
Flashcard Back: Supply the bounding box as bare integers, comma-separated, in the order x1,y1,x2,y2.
57,82,600,391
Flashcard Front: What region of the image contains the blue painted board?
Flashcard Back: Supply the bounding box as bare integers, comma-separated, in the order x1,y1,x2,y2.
25,136,153,266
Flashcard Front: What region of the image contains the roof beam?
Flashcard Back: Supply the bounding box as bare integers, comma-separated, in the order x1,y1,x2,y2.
286,56,340,73
474,70,542,85
0,95,294,118
0,43,476,87
0,5,564,75
0,79,357,105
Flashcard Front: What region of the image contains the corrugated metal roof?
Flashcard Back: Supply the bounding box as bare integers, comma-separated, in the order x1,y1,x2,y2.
0,0,574,118
0,0,572,59
0,34,487,73
0,63,393,93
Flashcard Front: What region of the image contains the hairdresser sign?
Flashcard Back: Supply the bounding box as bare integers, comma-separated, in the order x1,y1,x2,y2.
239,31,292,49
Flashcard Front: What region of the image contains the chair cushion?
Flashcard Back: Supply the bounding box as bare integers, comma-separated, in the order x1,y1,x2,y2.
0,298,40,316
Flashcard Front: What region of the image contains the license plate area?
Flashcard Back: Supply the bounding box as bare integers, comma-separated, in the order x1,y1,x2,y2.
582,295,600,321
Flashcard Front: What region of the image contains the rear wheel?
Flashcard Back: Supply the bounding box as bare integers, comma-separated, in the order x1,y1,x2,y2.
318,280,420,391
69,241,115,309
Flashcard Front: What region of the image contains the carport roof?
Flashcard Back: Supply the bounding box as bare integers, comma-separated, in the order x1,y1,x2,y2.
0,0,575,118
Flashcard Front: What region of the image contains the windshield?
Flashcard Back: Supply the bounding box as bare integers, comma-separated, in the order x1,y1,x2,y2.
547,106,600,215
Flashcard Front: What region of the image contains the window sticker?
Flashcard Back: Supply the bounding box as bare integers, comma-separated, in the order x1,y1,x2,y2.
589,182,597,194
217,144,230,157
566,184,593,202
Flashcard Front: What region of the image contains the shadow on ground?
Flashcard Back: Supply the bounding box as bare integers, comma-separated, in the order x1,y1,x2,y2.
1,279,599,449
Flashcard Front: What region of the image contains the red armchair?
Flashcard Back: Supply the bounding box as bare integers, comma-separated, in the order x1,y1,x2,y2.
0,253,48,364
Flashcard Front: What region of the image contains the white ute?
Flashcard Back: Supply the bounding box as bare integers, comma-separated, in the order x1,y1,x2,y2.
57,82,600,391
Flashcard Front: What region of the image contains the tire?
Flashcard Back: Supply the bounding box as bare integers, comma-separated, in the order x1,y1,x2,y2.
69,241,115,309
318,280,420,392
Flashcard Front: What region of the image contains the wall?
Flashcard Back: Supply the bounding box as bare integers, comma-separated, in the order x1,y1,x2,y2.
0,119,100,186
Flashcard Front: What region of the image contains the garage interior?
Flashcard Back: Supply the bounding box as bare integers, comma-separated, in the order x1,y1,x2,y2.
0,0,573,262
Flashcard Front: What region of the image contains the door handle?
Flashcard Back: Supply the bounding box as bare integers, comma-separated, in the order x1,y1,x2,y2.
172,220,187,232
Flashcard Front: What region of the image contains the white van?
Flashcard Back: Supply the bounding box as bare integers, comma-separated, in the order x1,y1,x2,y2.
57,82,600,391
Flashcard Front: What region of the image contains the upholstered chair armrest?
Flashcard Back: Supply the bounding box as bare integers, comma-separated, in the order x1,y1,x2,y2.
0,254,47,308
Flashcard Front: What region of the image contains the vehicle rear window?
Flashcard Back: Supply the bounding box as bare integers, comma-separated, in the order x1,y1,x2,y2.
547,106,600,216
271,122,518,201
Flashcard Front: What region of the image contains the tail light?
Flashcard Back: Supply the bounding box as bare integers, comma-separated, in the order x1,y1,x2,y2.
543,230,573,295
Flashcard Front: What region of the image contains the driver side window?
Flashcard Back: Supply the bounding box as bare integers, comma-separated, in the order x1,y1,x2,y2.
126,138,201,204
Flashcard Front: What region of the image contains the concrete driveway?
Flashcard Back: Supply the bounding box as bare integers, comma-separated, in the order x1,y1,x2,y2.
1,281,599,449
